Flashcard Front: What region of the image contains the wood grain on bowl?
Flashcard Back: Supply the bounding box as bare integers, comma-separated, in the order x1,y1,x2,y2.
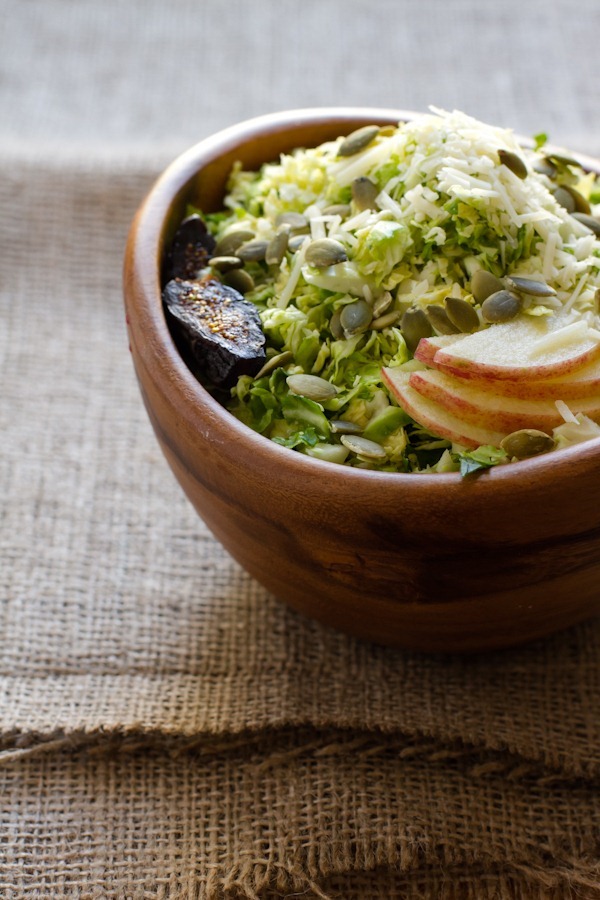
123,108,600,652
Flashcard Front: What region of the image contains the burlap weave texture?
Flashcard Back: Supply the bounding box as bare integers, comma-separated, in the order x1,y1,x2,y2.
0,148,598,898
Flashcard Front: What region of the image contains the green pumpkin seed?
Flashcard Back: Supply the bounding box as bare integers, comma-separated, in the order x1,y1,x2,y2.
330,419,363,435
426,304,460,335
554,187,589,217
253,350,294,380
287,374,338,402
498,149,528,179
340,299,373,336
351,176,379,211
305,238,348,267
372,291,393,318
338,125,380,158
223,268,255,294
545,152,580,169
371,310,401,331
471,269,505,303
213,229,255,256
506,276,556,298
444,296,480,333
481,290,523,323
330,307,345,340
553,186,577,213
533,158,558,179
571,213,600,237
208,255,244,272
236,239,268,262
340,434,388,460
265,229,290,266
288,234,308,252
500,429,556,460
401,307,433,352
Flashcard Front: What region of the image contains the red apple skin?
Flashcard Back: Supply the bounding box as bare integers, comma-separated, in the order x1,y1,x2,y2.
433,340,600,382
413,335,462,366
382,368,506,449
429,358,600,401
408,370,566,434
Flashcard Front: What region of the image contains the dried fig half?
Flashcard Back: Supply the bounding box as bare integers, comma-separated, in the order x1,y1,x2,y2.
163,277,265,387
163,214,216,281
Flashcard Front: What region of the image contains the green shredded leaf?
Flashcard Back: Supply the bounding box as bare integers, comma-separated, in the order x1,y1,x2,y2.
457,446,508,477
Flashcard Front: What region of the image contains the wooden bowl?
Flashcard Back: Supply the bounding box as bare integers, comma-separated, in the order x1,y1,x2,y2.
123,108,600,652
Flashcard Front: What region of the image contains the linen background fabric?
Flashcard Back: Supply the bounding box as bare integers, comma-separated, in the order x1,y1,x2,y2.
1,1,599,896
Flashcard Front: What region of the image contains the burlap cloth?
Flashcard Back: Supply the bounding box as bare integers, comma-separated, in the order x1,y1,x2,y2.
2,1,600,897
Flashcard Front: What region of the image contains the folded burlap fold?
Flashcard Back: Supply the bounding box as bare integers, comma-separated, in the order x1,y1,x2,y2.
1,155,599,897
0,733,598,898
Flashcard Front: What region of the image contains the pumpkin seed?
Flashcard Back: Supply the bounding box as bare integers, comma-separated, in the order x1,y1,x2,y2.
265,228,290,266
426,304,460,335
288,234,308,252
223,268,255,294
337,125,380,157
506,276,556,298
208,255,244,272
554,187,590,218
545,152,580,169
330,307,345,340
372,291,393,318
330,419,363,435
253,350,294,380
571,213,600,237
500,429,555,459
275,212,309,233
445,296,479,333
351,176,379,211
213,229,255,256
553,186,577,213
401,307,433,352
371,310,401,331
340,434,388,460
471,269,505,303
305,238,348,267
286,373,338,402
533,158,558,179
236,239,268,262
498,149,528,179
340,299,373,336
568,186,590,213
553,185,577,213
481,289,523,323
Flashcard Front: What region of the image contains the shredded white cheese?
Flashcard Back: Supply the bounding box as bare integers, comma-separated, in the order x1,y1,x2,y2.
277,238,309,308
555,400,579,424
529,320,592,357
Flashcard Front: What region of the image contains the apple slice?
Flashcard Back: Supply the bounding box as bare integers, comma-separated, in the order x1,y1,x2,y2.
408,368,600,433
413,334,463,366
439,353,600,401
428,317,600,382
382,368,506,449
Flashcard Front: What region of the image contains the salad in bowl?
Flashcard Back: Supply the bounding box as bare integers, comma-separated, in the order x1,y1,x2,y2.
162,108,600,476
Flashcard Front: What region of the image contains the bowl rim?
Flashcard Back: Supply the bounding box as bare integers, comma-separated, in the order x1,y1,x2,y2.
125,106,600,492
